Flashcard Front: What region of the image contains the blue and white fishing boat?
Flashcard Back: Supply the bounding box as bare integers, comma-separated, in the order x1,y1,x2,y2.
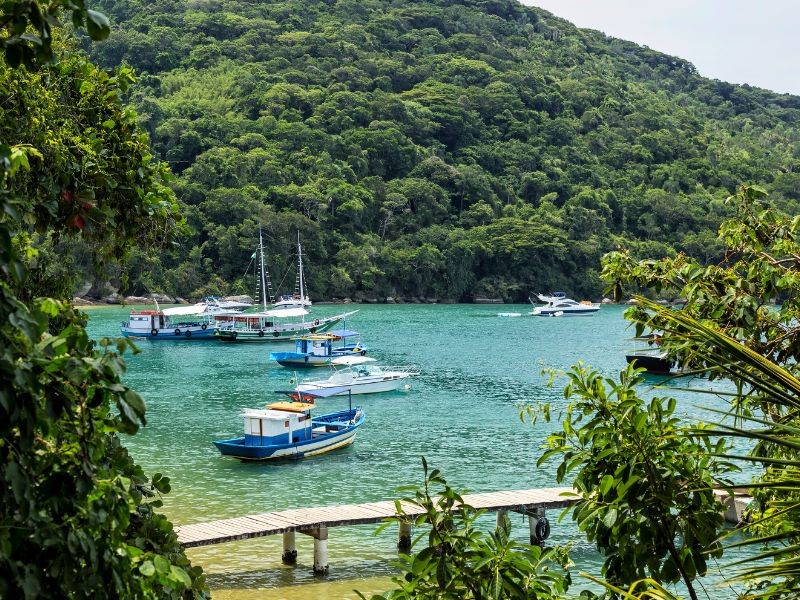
529,292,600,316
212,388,365,461
269,329,367,368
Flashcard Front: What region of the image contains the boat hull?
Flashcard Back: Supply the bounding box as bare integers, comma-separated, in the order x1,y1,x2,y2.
213,409,364,461
120,324,217,339
625,352,674,375
215,313,348,342
270,345,367,368
271,353,336,368
530,307,599,316
296,375,410,395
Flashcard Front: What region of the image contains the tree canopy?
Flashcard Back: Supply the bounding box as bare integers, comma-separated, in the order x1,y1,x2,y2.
81,0,800,301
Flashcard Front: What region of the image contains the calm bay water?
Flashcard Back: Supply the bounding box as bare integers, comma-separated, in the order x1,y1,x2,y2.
86,303,752,599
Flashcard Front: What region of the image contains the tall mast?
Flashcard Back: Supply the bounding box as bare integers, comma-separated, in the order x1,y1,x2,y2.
297,231,305,303
259,228,268,311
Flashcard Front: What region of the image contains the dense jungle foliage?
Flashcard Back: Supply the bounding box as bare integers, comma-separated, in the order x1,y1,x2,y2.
84,0,800,302
0,1,207,596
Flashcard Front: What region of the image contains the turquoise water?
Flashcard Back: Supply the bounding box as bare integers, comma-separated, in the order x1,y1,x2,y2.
87,304,753,599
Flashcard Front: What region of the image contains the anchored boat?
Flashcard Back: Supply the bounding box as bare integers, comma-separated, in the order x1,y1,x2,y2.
294,356,418,395
212,388,364,461
269,329,367,368
214,228,357,342
529,292,600,316
625,334,678,375
120,299,243,340
272,232,312,310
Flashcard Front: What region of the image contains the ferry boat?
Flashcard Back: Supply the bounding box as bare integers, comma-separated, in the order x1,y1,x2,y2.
212,388,364,461
121,306,216,340
120,298,247,340
214,308,357,342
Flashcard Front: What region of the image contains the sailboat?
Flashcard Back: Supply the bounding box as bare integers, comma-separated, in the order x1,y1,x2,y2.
213,229,357,342
273,232,312,310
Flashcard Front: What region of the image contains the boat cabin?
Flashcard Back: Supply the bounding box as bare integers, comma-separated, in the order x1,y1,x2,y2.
294,334,335,357
124,310,166,334
242,402,314,447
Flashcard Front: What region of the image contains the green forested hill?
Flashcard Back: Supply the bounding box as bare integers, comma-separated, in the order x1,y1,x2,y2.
87,0,800,302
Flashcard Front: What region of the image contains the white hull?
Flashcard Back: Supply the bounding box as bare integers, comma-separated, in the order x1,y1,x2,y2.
530,306,599,316
296,374,411,395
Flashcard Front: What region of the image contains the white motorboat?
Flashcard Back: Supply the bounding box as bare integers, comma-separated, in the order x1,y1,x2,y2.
294,356,418,395
529,292,600,316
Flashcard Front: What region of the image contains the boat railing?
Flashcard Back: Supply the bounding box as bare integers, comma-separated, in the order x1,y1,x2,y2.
365,364,421,376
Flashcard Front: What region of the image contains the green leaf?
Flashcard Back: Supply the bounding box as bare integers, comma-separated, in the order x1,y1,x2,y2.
169,565,192,587
86,10,111,41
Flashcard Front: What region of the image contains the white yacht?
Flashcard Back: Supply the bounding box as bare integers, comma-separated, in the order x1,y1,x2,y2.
529,292,600,316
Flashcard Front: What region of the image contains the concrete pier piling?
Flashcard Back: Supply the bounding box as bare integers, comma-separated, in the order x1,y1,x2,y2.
312,526,329,575
398,520,412,551
281,531,297,565
496,509,508,530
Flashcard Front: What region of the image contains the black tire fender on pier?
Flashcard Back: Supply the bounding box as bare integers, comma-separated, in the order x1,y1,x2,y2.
201,323,208,330
174,328,181,336
273,331,280,337
534,517,550,542
151,328,158,336
258,330,264,337
185,330,192,338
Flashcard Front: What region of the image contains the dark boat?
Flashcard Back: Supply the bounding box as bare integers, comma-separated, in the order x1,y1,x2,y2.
625,334,677,375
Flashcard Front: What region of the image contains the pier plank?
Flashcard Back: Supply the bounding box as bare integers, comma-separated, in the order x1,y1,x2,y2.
175,486,751,548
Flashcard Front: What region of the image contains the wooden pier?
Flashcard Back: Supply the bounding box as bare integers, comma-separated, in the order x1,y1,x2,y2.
174,486,751,574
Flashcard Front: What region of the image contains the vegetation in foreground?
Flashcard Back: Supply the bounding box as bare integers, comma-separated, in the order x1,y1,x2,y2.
0,1,206,597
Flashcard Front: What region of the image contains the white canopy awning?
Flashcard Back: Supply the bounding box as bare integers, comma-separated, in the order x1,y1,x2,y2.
162,303,208,316
331,355,377,366
260,307,309,318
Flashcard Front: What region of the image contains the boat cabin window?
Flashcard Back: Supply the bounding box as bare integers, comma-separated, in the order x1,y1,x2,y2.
247,417,262,436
